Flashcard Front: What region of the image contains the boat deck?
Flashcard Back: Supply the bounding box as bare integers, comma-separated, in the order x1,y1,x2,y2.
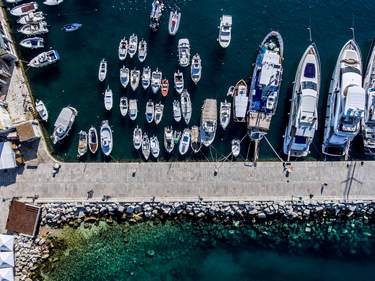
202,99,217,122
247,111,271,131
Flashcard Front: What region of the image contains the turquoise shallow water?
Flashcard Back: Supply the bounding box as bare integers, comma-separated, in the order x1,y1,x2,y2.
7,0,375,161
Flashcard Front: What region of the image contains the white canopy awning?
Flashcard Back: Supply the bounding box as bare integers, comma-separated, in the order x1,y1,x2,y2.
0,252,14,268
0,235,14,252
0,267,14,281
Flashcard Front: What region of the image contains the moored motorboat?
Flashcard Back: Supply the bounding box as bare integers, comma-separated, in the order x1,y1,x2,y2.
180,89,192,124
226,85,234,96
63,23,82,32
138,39,147,63
142,132,151,160
168,9,181,36
154,102,164,125
128,34,138,59
129,99,138,121
174,70,184,94
217,15,232,48
98,58,107,82
219,100,231,130
120,66,129,88
88,126,98,154
232,80,248,122
118,37,128,61
145,100,154,123
100,120,113,156
28,50,59,68
43,0,63,5
178,38,190,67
133,126,142,150
150,136,160,159
35,99,48,122
142,66,151,90
20,37,44,49
17,11,45,25
130,69,140,91
18,22,48,36
104,86,113,111
151,68,162,94
191,126,201,153
173,130,181,144
11,2,38,17
119,97,128,117
173,100,182,122
161,79,169,97
77,130,88,158
149,0,164,31
200,99,217,147
191,53,202,84
231,139,240,157
51,106,78,144
164,126,174,153
179,128,191,155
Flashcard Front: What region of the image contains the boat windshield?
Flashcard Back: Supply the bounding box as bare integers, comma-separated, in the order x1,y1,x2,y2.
342,66,361,75
301,81,317,91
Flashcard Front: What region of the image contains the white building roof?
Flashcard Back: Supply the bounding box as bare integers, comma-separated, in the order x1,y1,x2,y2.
0,267,14,281
0,142,16,171
0,235,14,252
0,252,14,268
0,106,12,131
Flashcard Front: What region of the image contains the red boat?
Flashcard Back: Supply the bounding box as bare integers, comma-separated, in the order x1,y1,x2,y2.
161,79,169,97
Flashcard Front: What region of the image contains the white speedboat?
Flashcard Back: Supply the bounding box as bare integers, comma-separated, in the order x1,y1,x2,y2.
164,126,174,153
43,0,63,5
217,15,232,48
11,2,38,17
173,100,182,122
18,22,48,36
191,126,201,153
142,66,151,89
232,80,248,122
88,126,98,154
174,70,184,94
129,99,138,121
119,97,128,117
150,136,160,159
178,38,190,67
151,68,162,94
154,102,164,125
35,99,48,122
322,39,365,158
145,100,154,123
120,66,129,88
191,53,202,84
98,58,107,82
77,130,88,158
142,132,151,160
133,126,142,150
51,106,77,144
283,43,321,158
149,0,164,31
20,37,44,49
181,89,192,124
179,128,191,155
138,39,147,62
130,69,140,91
220,100,231,130
100,120,113,156
104,86,113,111
168,9,181,36
118,37,128,61
200,99,217,147
231,139,240,157
28,50,59,68
128,34,138,59
17,11,45,25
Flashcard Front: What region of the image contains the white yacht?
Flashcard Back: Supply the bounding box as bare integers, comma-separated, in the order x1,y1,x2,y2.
18,21,48,36
173,100,182,122
181,89,192,124
133,126,142,150
35,99,48,122
120,66,129,88
322,39,365,158
179,128,191,155
219,100,231,130
98,58,107,82
191,54,202,84
200,99,217,147
138,39,147,62
145,100,154,123
150,136,160,159
20,37,44,49
118,38,128,61
119,97,128,117
104,86,113,111
28,50,59,68
232,80,248,122
174,70,184,94
129,99,138,121
178,38,190,67
164,126,174,153
17,11,45,25
128,34,138,58
51,106,77,144
217,15,232,48
154,102,164,125
142,132,151,160
151,68,162,94
100,120,113,156
142,66,151,89
283,43,321,158
130,69,140,91
11,2,38,17
168,9,181,36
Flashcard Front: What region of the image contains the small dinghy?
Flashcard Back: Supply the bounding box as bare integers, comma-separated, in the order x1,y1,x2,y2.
43,0,63,5
77,130,88,158
151,68,162,94
179,128,191,155
128,33,138,59
142,66,151,89
35,99,48,121
119,97,128,117
174,70,184,94
173,100,182,122
129,99,138,121
219,100,231,130
191,53,202,84
154,102,164,125
118,37,128,61
98,58,107,82
231,139,240,157
17,11,45,25
63,23,82,32
120,66,129,88
161,79,169,97
88,126,98,154
168,9,181,36
173,130,181,144
180,89,192,124
145,100,154,123
191,125,201,153
20,37,44,49
100,120,113,156
104,86,113,111
18,22,48,36
164,126,174,153
28,50,59,68
130,69,140,91
138,39,147,62
133,126,142,150
150,136,160,159
226,85,234,96
142,132,151,160
11,2,38,17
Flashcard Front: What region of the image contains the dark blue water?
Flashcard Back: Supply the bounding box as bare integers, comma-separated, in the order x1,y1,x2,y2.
8,0,375,161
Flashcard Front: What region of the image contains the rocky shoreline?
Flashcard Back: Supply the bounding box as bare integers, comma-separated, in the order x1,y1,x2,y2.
15,200,375,280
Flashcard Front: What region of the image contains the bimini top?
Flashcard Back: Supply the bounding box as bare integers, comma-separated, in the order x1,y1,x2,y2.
344,85,365,117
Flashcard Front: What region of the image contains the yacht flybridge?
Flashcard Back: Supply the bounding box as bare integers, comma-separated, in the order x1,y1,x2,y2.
322,39,365,158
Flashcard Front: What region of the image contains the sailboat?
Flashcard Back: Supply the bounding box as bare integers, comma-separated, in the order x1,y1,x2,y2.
104,86,113,111
100,120,113,156
181,90,192,124
88,126,98,154
168,9,181,36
